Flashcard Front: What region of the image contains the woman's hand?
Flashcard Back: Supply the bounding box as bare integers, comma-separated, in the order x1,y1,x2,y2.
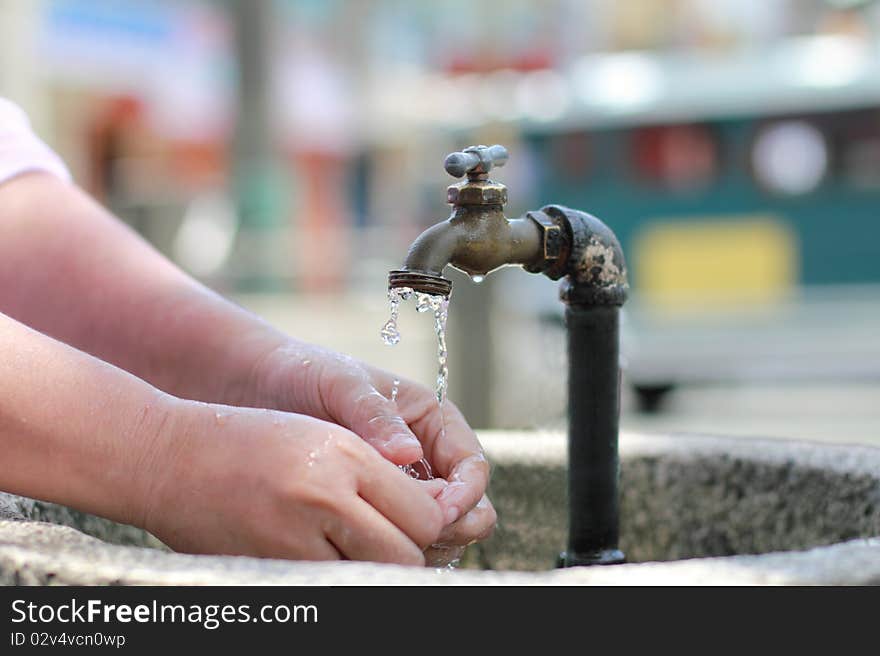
141,398,447,565
252,341,497,563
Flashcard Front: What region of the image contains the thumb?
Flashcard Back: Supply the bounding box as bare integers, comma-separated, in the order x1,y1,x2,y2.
323,377,423,466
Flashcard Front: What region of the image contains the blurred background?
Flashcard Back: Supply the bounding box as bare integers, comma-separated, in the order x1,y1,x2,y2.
2,0,878,444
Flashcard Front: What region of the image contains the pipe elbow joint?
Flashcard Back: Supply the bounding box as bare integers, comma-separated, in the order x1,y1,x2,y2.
539,205,629,307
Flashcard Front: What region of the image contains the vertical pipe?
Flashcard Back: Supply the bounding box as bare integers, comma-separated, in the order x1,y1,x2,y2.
231,0,282,290
562,303,625,566
232,0,273,200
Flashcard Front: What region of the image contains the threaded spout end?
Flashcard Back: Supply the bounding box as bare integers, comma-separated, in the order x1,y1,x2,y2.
388,270,453,297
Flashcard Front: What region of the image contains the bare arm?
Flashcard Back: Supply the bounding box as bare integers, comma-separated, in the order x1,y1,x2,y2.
0,307,173,527
0,173,285,406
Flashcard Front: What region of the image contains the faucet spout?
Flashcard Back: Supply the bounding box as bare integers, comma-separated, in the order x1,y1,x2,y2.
392,207,544,289
389,145,554,297
400,219,464,278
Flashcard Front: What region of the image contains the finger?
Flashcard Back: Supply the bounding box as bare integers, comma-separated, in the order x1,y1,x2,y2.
436,494,497,546
403,394,490,525
417,478,448,498
325,495,426,566
356,456,445,550
434,453,491,525
292,536,344,562
319,367,423,465
236,524,343,562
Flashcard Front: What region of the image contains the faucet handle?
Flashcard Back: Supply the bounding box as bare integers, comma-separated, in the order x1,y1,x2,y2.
444,144,508,178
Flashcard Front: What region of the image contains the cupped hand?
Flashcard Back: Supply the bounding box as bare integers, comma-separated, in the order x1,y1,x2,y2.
141,399,447,565
254,341,497,563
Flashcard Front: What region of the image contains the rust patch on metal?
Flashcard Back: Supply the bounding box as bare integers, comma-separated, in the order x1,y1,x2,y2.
575,236,627,287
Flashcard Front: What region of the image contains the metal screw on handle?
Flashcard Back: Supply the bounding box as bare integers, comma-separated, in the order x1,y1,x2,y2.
444,144,509,178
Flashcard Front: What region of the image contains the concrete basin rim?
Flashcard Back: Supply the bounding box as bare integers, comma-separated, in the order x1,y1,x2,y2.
479,430,880,477
3,520,880,586
4,432,880,585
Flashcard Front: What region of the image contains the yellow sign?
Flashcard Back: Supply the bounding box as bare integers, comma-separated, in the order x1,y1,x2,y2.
633,215,798,308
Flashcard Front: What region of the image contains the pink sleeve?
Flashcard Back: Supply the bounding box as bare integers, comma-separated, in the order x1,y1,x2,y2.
0,97,72,186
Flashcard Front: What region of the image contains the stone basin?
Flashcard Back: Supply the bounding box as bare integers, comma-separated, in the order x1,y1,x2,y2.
2,432,879,585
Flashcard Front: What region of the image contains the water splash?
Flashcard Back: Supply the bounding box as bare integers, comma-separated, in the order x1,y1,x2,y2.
399,457,434,480
415,293,432,313
381,287,449,407
390,378,400,403
428,543,464,571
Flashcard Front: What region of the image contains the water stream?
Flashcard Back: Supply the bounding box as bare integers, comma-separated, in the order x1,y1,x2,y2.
381,286,460,568
381,286,451,484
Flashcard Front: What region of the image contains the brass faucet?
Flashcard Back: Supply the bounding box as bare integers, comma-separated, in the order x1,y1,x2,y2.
389,144,568,297
388,144,630,567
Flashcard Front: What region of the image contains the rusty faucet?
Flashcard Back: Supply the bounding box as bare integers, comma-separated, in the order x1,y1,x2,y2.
389,145,567,296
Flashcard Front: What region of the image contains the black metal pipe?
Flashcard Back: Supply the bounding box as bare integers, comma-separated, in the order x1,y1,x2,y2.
561,303,625,566
545,205,628,567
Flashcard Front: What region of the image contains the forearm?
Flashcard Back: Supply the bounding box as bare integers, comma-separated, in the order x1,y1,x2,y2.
0,173,286,405
0,310,175,527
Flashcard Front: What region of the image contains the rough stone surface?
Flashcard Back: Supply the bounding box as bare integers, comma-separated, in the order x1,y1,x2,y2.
0,494,165,550
472,432,880,571
2,432,880,585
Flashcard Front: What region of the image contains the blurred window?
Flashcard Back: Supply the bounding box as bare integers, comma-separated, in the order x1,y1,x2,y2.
836,110,880,191
631,124,719,192
843,138,880,190
750,120,829,196
549,131,592,181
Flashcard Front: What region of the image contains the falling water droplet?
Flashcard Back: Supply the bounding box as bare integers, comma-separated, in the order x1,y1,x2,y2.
381,287,412,346
470,274,484,284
